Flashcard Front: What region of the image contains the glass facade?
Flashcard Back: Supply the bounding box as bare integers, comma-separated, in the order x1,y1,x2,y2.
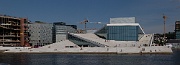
107,26,138,41
52,22,77,43
95,26,107,39
175,21,180,39
68,34,99,47
176,31,180,39
95,17,145,41
95,25,144,41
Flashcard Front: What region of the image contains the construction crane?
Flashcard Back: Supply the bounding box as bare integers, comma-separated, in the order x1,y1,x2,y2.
89,22,102,24
163,14,167,39
163,14,168,44
80,18,104,28
80,19,89,31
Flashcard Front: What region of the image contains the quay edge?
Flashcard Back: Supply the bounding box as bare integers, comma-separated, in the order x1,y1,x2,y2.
1,46,173,54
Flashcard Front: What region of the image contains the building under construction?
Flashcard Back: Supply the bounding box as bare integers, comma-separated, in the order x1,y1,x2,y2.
0,15,30,47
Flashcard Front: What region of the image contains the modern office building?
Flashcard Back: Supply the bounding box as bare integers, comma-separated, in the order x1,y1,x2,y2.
28,21,53,47
175,21,180,39
53,22,67,43
0,14,29,47
53,22,77,43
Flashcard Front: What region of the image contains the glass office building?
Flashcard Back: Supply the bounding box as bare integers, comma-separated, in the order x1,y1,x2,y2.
175,21,180,39
53,22,78,43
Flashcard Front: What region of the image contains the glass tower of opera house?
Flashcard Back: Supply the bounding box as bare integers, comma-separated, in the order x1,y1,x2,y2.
67,17,153,47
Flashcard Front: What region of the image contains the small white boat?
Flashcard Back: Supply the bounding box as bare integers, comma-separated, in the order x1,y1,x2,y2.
166,44,173,48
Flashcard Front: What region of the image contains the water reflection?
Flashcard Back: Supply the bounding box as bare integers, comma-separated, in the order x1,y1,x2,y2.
0,50,179,65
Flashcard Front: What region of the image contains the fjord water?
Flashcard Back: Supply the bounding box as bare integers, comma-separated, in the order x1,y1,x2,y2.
0,50,180,65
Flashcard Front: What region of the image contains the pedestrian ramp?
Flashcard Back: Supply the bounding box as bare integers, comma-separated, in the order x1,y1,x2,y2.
69,33,118,47
33,40,79,51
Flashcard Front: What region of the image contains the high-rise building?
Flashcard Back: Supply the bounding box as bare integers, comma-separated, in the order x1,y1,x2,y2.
0,15,29,47
28,21,53,47
175,21,180,39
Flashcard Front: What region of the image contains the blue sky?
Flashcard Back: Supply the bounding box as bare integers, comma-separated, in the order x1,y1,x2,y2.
0,0,180,33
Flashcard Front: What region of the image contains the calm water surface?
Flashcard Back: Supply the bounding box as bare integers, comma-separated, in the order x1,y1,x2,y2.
0,50,180,65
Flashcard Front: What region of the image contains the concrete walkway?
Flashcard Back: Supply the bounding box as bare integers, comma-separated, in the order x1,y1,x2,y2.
2,46,172,54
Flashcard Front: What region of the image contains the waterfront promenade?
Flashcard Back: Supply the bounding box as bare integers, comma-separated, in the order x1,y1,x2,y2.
0,46,172,54
0,34,173,54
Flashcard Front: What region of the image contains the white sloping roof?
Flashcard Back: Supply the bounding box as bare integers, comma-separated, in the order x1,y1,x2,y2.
107,23,139,26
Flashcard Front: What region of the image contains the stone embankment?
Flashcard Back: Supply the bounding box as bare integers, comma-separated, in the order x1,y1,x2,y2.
0,46,173,54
